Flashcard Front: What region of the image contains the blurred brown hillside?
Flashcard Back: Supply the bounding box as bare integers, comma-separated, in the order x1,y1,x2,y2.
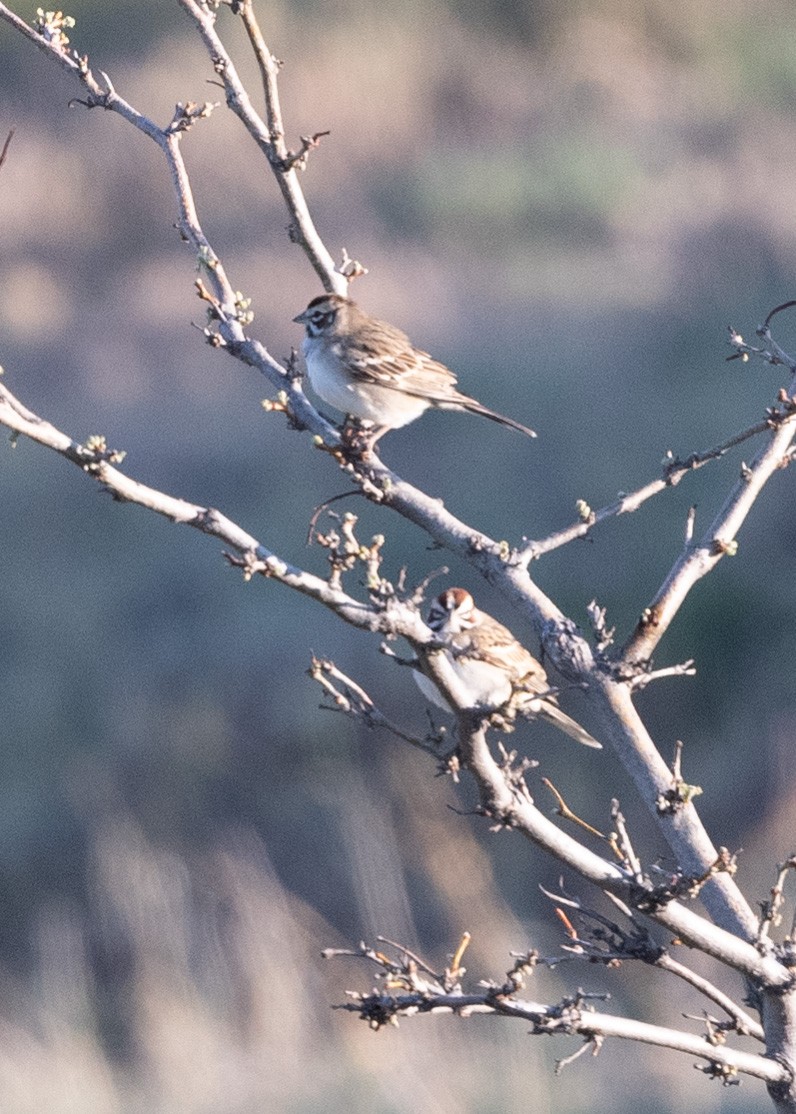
0,1,794,1110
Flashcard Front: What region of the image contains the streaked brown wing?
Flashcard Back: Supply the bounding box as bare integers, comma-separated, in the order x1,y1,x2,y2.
347,317,460,396
469,615,548,691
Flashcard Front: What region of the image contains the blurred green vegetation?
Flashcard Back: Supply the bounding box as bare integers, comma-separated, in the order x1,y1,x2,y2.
0,0,794,1110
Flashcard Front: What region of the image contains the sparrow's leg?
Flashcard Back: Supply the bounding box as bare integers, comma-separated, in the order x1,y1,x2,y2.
340,418,387,458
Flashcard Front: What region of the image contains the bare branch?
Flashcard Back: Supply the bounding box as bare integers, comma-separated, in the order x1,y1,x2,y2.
728,306,796,373
0,2,342,447
308,656,451,760
178,0,346,292
0,378,430,644
331,973,783,1085
658,954,765,1042
449,714,788,986
544,884,765,1041
517,417,773,563
623,395,796,664
328,933,768,1064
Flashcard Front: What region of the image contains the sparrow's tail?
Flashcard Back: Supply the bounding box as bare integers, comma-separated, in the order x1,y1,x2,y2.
453,393,537,439
538,703,603,749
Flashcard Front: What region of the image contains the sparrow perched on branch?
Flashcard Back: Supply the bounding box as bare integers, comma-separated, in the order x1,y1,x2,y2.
413,587,602,749
293,294,536,447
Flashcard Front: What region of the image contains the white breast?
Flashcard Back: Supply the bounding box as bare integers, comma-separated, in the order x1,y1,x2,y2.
303,339,431,428
302,340,365,416
413,655,513,712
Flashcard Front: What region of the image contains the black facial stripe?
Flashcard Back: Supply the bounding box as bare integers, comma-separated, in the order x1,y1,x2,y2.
427,604,447,629
306,307,337,335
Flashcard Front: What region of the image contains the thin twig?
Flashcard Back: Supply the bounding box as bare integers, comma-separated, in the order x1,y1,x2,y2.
376,935,442,981
656,954,765,1041
610,801,644,883
309,656,448,759
627,660,696,692
541,778,606,843
517,418,772,564
0,127,14,170
759,857,796,944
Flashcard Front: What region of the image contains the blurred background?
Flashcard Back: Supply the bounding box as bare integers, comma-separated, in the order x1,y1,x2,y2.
1,0,796,1110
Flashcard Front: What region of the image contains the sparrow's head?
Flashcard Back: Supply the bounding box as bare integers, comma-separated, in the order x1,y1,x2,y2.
293,293,350,337
426,587,477,634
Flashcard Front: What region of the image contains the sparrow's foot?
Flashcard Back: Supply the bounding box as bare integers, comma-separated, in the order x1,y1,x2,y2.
340,419,382,459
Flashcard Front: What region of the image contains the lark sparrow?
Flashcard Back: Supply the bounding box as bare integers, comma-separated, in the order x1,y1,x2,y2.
413,588,602,749
293,294,536,446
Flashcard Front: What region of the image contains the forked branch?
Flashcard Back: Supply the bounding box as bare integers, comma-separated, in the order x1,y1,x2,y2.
178,0,346,292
